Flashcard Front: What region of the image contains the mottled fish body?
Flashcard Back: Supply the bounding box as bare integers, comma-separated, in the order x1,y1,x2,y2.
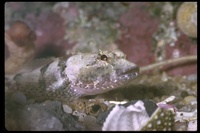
5,50,139,102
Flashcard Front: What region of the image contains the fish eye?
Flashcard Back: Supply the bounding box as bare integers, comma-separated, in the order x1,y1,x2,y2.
100,54,108,61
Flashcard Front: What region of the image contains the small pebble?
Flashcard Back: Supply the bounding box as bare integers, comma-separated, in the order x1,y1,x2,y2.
72,111,86,122
13,91,27,105
83,115,101,131
62,104,72,114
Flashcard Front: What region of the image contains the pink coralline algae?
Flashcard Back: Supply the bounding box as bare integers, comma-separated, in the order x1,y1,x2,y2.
26,11,74,57
117,2,158,66
117,2,196,76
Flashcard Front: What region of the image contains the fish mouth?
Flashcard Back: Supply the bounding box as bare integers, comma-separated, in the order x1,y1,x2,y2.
122,66,140,75
73,65,140,97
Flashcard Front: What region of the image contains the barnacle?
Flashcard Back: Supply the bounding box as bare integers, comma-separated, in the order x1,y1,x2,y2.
85,100,107,117
71,100,86,113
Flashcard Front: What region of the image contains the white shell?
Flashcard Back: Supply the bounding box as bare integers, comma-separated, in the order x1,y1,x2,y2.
102,100,150,131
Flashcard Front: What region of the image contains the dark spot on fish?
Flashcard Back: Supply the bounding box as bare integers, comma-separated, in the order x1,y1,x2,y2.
58,57,67,68
58,57,67,77
13,73,22,81
40,63,50,75
38,75,46,91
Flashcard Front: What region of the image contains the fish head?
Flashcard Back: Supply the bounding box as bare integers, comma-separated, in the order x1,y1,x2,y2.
65,50,139,96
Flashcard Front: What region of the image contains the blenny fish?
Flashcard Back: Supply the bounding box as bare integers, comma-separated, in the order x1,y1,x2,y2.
5,50,139,102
